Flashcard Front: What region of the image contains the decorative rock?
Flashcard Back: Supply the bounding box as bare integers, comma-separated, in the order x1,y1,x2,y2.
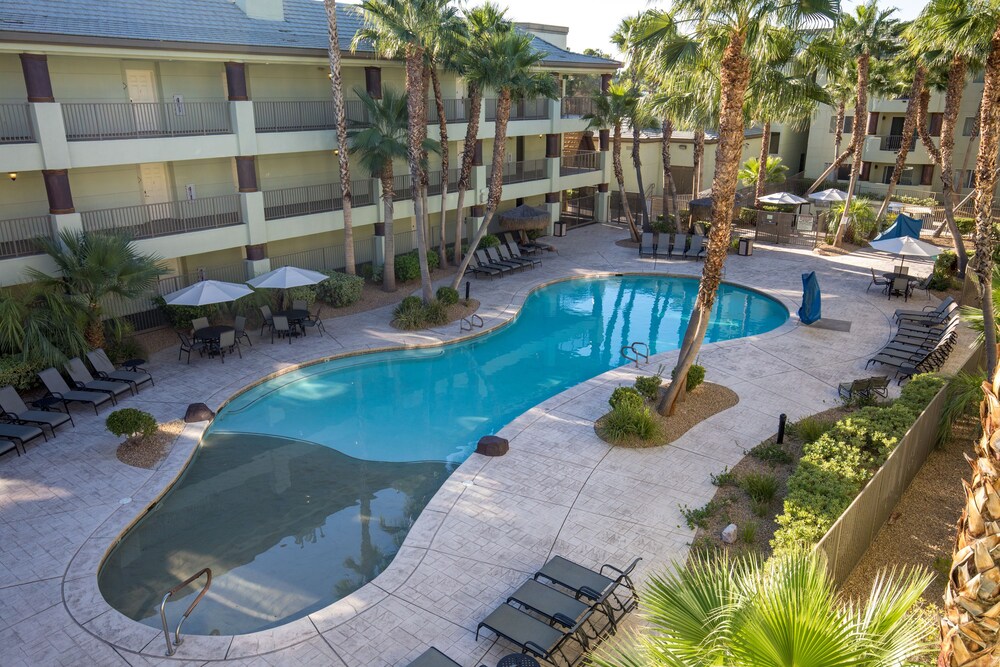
476,435,509,457
721,523,737,544
184,403,215,423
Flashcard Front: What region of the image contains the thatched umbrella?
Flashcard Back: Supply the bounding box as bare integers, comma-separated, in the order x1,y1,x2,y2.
498,203,551,232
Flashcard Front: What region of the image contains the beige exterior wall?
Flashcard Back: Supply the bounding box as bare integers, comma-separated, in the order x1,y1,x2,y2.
622,134,765,196
0,54,27,104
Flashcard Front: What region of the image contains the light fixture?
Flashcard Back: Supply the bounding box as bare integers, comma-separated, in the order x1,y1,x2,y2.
333,149,340,155
7,173,15,181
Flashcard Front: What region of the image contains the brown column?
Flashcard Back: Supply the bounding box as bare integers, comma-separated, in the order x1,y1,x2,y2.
364,67,382,99
545,133,561,158
42,170,74,214
598,182,609,193
921,164,934,186
545,192,560,204
20,54,54,103
599,129,610,151
516,198,524,206
600,73,612,94
224,62,249,101
236,156,258,192
245,244,267,261
473,140,483,166
866,112,879,135
471,204,485,217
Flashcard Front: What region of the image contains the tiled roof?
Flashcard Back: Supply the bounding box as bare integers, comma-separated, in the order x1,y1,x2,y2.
0,0,617,68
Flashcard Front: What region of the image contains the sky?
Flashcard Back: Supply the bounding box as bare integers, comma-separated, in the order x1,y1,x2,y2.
490,0,927,58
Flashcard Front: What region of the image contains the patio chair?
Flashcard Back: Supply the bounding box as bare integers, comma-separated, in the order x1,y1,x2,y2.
233,315,253,347
506,240,542,267
292,299,308,311
534,555,641,619
271,315,293,344
837,378,872,400
896,300,957,325
65,357,133,402
37,368,112,415
507,578,617,638
502,232,543,256
887,276,911,301
639,232,656,258
655,233,673,259
684,235,706,259
405,648,474,667
898,265,909,275
911,274,933,299
86,349,153,390
497,243,536,269
894,296,954,321
476,602,593,664
485,246,525,272
671,234,689,258
211,330,242,363
868,268,891,293
191,316,210,332
177,331,207,364
465,253,501,280
259,305,274,336
0,385,73,434
301,308,327,335
0,419,46,451
869,376,890,398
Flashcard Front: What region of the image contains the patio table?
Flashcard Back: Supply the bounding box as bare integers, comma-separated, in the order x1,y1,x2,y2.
275,309,310,335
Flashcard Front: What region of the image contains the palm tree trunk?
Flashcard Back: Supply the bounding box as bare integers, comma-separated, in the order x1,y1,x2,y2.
404,47,433,303
931,57,971,276
662,118,678,223
755,121,771,207
452,88,482,267
658,33,750,416
452,89,512,288
325,0,355,275
612,124,638,241
381,168,396,292
833,100,845,162
632,124,651,235
429,67,450,269
834,54,870,246
806,146,854,195
876,66,925,221
693,129,706,195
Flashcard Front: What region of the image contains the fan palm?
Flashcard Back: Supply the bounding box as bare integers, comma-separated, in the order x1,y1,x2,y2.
592,550,932,667
874,50,926,223
27,231,166,349
0,286,88,366
739,155,789,187
324,0,356,275
585,82,642,241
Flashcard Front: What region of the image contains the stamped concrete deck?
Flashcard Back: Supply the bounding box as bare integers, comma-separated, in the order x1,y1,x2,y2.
0,224,963,666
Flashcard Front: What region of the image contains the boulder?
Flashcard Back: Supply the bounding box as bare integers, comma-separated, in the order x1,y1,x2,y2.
721,523,737,544
476,435,509,457
184,403,215,423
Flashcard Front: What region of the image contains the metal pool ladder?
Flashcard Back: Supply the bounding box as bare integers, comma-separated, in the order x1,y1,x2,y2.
621,341,649,368
460,314,484,332
159,567,212,656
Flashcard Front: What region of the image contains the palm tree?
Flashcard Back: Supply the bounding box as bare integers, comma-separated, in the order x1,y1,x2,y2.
349,88,437,292
27,231,166,349
585,82,641,241
874,55,926,222
628,97,661,234
592,550,932,667
450,31,557,290
0,286,88,366
324,0,356,276
640,0,836,416
738,155,788,187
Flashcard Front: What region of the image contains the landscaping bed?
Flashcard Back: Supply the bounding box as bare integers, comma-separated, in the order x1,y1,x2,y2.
115,419,185,469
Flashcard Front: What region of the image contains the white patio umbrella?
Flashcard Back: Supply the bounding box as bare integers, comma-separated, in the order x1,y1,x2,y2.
246,265,329,290
759,192,810,206
162,280,254,306
808,188,849,204
869,235,942,272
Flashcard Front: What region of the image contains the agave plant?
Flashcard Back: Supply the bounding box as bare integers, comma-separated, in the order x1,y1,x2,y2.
591,549,932,667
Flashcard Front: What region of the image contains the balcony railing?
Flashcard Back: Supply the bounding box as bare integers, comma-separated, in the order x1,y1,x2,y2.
561,97,594,118
880,135,918,152
485,98,550,122
62,102,232,141
391,169,464,201
254,101,336,133
0,215,52,258
80,194,242,238
263,179,375,221
488,159,548,185
427,99,470,124
560,151,601,176
0,104,34,144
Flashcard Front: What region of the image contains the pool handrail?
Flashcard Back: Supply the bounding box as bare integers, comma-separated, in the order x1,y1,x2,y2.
159,567,212,656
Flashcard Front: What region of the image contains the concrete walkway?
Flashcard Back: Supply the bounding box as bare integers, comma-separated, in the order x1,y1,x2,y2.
0,224,959,666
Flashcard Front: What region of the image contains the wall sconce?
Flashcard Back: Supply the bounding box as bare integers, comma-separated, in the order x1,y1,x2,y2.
333,149,340,155
7,173,15,181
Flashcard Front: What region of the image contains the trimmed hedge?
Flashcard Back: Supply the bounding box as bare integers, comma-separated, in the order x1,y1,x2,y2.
316,271,364,308
771,373,946,553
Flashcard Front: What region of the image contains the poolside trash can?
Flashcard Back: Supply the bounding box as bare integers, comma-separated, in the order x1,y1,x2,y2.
738,236,754,256
554,221,568,237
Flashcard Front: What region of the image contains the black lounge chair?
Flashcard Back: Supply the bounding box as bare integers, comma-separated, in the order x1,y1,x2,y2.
65,357,133,402
406,647,476,667
38,368,113,415
87,349,153,390
506,242,542,267
466,253,501,280
639,232,656,258
671,233,688,258
475,249,514,276
0,439,19,458
496,244,536,269
894,296,954,321
0,385,73,435
534,555,641,618
507,578,617,640
476,602,592,665
896,300,958,325
655,233,674,259
485,246,526,272
0,421,46,451
501,232,543,256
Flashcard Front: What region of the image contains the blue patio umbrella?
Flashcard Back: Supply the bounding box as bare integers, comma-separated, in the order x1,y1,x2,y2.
873,213,922,241
798,271,821,325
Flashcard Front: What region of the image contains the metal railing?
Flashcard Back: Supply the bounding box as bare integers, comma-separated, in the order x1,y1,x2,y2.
485,97,550,122
80,194,242,238
253,101,336,133
488,159,548,185
62,101,232,140
427,98,470,124
0,103,34,144
0,215,52,258
879,135,918,151
561,151,601,175
263,179,375,220
391,169,464,201
561,97,594,118
159,568,212,656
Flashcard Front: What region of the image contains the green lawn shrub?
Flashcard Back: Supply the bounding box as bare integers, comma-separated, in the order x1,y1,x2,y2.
316,272,364,307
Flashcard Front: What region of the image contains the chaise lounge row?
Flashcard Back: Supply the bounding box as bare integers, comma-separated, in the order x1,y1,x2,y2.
639,232,706,260
467,239,543,280
866,297,959,382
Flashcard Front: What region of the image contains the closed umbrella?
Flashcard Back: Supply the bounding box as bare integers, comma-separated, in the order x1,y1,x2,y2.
246,266,329,290
162,280,254,306
869,236,942,272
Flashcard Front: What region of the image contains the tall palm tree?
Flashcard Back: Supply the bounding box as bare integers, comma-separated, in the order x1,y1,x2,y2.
585,82,641,241
450,31,558,290
639,0,836,416
739,155,789,187
28,231,166,349
874,53,926,222
324,0,356,275
628,97,661,234
450,3,512,267
349,88,438,292
592,550,932,667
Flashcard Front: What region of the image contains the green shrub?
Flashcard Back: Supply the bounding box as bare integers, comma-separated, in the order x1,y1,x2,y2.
789,416,833,444
680,499,724,529
740,472,779,503
609,386,643,411
601,403,659,441
634,375,662,401
955,217,975,236
316,272,364,308
927,268,957,291
285,285,317,308
103,320,145,365
394,252,421,282
751,498,773,518
423,299,449,326
749,441,793,465
153,296,215,330
392,297,451,330
399,296,423,312
935,250,958,274
672,364,706,392
360,263,384,284
739,208,757,225
106,408,157,440
0,356,43,391
477,234,500,250
425,250,440,271
740,521,759,544
892,195,939,207
436,286,459,305
711,466,737,487
652,215,677,234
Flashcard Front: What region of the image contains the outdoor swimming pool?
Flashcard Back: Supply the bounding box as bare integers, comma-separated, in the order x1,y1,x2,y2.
98,275,787,636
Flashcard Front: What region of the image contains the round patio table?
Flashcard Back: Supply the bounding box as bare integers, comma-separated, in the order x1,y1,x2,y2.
497,655,540,667
275,309,310,335
882,273,920,284
193,325,234,344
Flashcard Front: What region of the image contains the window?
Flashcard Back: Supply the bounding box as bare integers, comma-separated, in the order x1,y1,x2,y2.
828,115,853,133
768,132,780,154
964,117,978,136
836,164,851,180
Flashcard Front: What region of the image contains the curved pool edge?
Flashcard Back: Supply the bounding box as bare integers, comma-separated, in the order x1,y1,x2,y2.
61,271,796,660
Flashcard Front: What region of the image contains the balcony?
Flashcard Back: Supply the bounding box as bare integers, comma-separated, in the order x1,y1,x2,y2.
488,159,547,185
391,169,464,201
485,98,549,122
560,151,601,176
879,135,917,152
263,179,375,221
0,104,34,144
80,194,242,239
254,101,337,133
0,215,52,259
427,99,471,124
561,97,594,118
62,102,232,141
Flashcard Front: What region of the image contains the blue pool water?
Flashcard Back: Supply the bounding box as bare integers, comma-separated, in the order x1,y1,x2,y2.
98,275,787,636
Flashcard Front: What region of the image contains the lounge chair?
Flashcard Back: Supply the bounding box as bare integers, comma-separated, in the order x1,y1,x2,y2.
896,300,957,325
465,254,501,280
406,648,468,667
476,603,592,664
684,235,706,259
0,439,18,458
837,378,872,400
234,315,253,348
86,349,153,390
485,246,525,272
506,242,542,267
868,268,891,293
65,358,132,402
639,232,656,258
655,233,673,259
507,578,617,638
671,234,689,258
496,243,536,269
894,296,954,321
534,555,641,618
0,420,46,451
475,249,513,276
37,368,112,415
177,332,207,363
502,232,542,256
0,385,73,434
